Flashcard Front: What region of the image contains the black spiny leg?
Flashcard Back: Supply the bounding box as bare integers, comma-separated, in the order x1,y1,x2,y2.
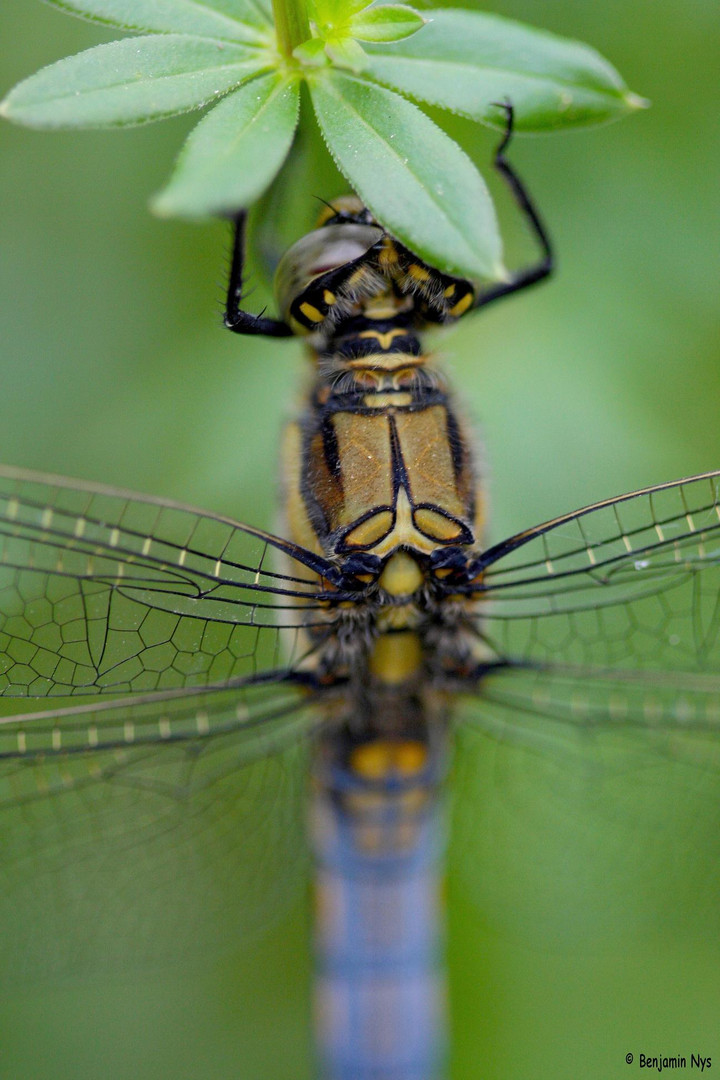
472,102,554,312
224,211,293,337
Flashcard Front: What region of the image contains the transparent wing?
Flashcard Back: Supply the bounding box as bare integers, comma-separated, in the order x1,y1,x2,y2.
0,677,337,980
464,663,720,768
449,664,720,951
473,471,720,672
0,466,340,697
454,471,720,931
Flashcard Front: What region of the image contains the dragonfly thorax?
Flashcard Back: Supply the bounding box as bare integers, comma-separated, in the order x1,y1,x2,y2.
281,386,483,565
265,202,488,696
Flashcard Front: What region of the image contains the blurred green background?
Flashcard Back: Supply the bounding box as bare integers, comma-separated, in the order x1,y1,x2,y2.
1,1,719,1078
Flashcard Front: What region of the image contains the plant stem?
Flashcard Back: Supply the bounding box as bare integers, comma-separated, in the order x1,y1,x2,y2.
272,0,311,57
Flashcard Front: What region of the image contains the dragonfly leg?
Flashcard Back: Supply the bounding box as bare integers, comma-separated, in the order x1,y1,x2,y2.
224,211,294,337
471,101,554,312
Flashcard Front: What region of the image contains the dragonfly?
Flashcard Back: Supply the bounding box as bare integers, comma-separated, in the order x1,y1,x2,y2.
2,106,720,1078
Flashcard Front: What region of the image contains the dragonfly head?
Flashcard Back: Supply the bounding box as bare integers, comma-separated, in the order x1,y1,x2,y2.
274,211,384,332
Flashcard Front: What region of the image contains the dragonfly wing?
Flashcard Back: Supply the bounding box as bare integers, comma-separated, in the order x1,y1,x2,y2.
0,678,335,981
453,466,720,947
449,667,720,950
458,663,720,769
0,466,338,697
473,472,720,672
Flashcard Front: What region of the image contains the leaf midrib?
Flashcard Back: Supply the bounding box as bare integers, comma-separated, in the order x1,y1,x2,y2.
196,73,295,170
19,63,268,111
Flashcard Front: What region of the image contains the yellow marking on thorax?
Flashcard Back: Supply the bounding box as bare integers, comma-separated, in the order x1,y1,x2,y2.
364,488,439,557
369,629,422,685
347,352,424,372
363,392,412,408
358,327,407,350
364,305,401,321
343,511,394,548
281,420,325,557
414,507,463,542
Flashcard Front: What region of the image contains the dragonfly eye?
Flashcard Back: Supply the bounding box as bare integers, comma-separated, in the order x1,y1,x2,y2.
315,196,377,229
274,222,384,329
338,552,383,589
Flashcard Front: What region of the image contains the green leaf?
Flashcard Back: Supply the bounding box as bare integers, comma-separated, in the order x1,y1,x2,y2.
45,0,272,44
0,37,268,129
347,5,424,44
324,36,368,73
310,0,370,25
292,38,328,66
309,70,502,280
364,8,646,131
152,71,299,218
250,112,345,288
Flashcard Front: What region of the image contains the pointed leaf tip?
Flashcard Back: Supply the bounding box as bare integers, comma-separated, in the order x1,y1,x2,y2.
625,92,651,110
364,9,644,132
0,38,268,130
348,5,426,44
